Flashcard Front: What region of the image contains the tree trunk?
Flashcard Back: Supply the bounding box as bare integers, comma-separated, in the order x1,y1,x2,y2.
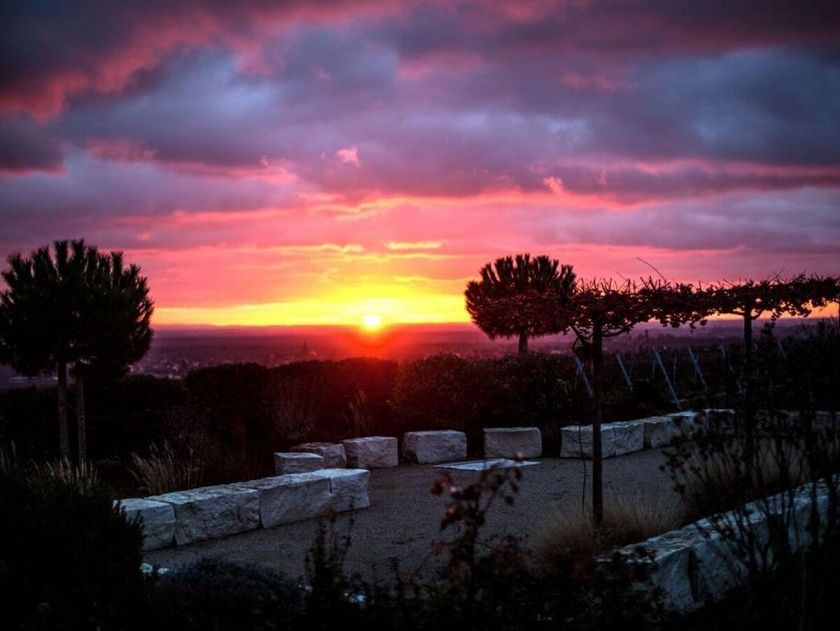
56,360,71,459
518,332,528,354
743,311,755,458
76,372,86,462
591,325,604,527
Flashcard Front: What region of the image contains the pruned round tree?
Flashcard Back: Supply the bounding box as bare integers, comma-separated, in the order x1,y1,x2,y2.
465,254,575,353
0,240,153,459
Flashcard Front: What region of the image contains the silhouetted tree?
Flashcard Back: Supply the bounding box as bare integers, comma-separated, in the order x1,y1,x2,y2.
465,254,575,353
0,240,153,459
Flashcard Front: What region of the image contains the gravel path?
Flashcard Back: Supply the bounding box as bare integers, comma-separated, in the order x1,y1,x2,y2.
144,449,679,579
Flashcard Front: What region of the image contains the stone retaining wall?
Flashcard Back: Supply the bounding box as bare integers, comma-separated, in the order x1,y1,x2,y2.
608,480,833,614
118,468,370,551
559,409,728,459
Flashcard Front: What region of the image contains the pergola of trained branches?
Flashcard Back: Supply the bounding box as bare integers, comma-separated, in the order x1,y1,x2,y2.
563,277,710,525
704,273,840,447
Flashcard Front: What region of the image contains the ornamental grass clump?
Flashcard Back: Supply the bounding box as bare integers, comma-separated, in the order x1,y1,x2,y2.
534,492,686,564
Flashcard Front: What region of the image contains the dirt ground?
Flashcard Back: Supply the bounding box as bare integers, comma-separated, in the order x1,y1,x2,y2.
144,449,679,580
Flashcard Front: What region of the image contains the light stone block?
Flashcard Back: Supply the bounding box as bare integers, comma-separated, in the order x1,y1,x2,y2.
318,468,371,511
274,451,325,475
116,497,175,551
342,436,398,468
290,442,347,468
608,421,645,455
667,411,703,439
237,473,331,528
560,424,615,459
609,480,836,615
483,427,542,459
640,416,681,449
150,484,260,546
403,430,467,464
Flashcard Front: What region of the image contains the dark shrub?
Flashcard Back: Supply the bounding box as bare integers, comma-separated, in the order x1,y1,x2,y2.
271,357,398,441
481,352,573,428
150,559,303,629
86,374,187,459
391,353,486,435
0,386,56,460
392,353,573,451
0,460,144,629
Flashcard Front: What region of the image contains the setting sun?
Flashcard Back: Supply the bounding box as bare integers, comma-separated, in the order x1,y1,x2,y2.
362,314,384,331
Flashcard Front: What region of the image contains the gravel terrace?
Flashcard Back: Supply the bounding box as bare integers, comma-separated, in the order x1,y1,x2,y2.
145,449,678,579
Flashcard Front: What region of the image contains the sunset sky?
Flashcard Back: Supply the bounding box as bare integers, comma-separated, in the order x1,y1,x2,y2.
1,1,838,327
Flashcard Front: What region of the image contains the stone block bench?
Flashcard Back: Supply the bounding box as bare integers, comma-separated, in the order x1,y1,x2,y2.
115,498,176,551
639,416,681,448
317,468,371,511
290,442,347,468
560,421,644,459
147,484,261,546
235,472,332,528
123,468,371,551
342,436,398,468
610,480,832,614
403,430,467,464
483,427,542,459
274,452,325,475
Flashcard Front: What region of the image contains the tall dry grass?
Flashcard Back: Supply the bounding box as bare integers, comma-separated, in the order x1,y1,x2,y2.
37,457,101,496
128,441,203,495
677,440,811,521
534,492,686,564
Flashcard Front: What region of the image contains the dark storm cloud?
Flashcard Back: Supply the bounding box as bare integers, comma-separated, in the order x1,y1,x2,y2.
0,0,838,266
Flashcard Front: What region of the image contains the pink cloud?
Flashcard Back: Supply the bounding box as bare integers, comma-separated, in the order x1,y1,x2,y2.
337,146,361,167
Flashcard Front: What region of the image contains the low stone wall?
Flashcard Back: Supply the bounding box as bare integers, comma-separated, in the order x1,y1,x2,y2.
609,480,833,614
559,409,730,459
274,452,325,475
342,436,399,468
118,468,371,551
289,442,348,468
404,430,467,464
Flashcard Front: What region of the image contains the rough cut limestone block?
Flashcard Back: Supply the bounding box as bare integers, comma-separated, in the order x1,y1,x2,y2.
342,436,398,468
641,416,681,449
290,442,347,468
560,424,613,459
610,480,836,614
150,485,260,546
116,498,175,551
274,452,325,475
560,422,643,458
608,421,645,455
699,408,736,436
667,411,702,439
237,473,332,528
318,468,371,511
483,427,542,459
403,430,467,464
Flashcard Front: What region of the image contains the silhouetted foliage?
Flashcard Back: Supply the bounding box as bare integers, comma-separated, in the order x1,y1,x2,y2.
466,254,575,353
392,352,574,452
0,456,145,629
0,240,153,458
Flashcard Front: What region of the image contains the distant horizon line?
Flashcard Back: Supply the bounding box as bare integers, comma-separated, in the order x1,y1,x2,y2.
151,315,835,334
